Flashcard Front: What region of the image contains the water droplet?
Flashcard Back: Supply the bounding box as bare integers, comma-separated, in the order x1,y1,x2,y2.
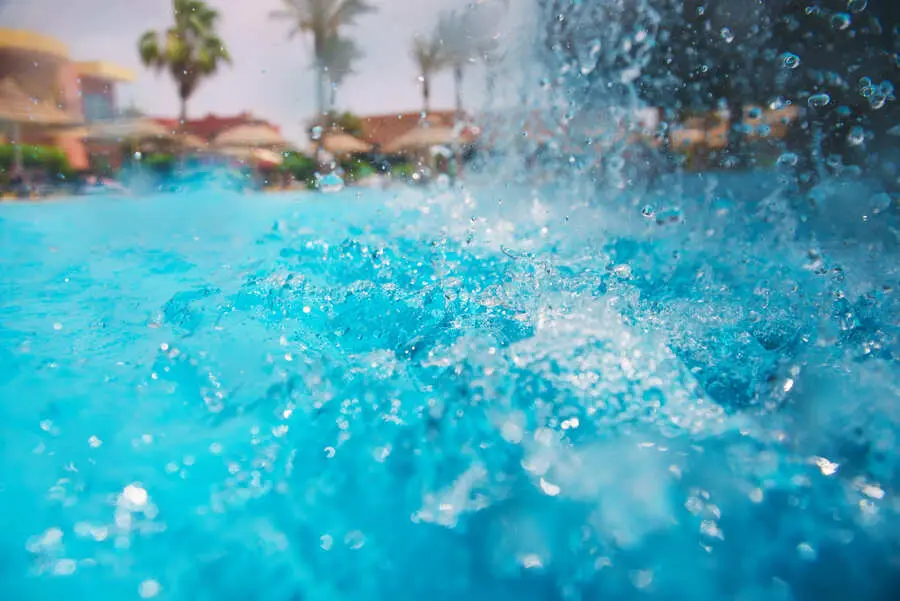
869,193,892,214
320,534,333,550
311,125,323,141
831,13,851,30
808,93,831,109
344,530,366,550
121,483,148,509
53,559,77,576
88,435,102,448
781,53,801,69
797,542,817,561
139,580,161,598
630,569,654,589
847,0,868,14
539,477,561,496
720,27,735,44
777,152,799,167
641,205,656,218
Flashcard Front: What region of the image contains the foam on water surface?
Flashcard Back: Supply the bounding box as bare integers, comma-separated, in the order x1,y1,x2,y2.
1,180,899,600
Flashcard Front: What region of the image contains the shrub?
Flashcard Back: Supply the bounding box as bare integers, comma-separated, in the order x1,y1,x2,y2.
0,144,75,180
280,152,317,186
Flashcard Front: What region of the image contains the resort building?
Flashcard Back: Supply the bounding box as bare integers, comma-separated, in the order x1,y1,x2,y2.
0,28,135,170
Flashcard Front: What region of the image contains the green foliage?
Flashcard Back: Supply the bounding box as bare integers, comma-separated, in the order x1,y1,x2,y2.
391,162,415,181
280,151,318,185
339,156,374,182
0,144,74,179
139,0,231,116
142,153,176,174
314,111,365,138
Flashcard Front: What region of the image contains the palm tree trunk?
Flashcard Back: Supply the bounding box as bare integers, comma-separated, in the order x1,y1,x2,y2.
727,98,744,166
422,75,431,114
179,97,188,125
453,64,464,119
453,64,464,181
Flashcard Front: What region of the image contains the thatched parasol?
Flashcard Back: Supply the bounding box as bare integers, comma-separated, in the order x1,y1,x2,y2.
322,132,372,156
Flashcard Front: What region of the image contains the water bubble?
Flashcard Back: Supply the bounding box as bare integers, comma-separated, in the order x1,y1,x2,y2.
345,530,366,550
777,152,799,167
869,94,887,110
121,483,148,509
539,477,561,496
320,534,333,550
797,542,818,561
630,569,654,589
720,28,735,44
310,125,323,141
53,559,77,576
641,205,656,218
748,107,763,120
831,13,851,30
781,53,801,69
869,193,893,214
808,93,831,108
847,0,868,14
847,127,865,146
139,580,161,598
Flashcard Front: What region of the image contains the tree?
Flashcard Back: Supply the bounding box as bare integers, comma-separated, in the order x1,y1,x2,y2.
411,32,447,113
321,34,363,109
269,0,376,118
139,0,231,124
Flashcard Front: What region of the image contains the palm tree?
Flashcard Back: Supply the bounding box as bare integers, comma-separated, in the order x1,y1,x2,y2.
436,2,507,120
138,0,231,125
321,34,363,111
270,0,376,118
411,33,446,114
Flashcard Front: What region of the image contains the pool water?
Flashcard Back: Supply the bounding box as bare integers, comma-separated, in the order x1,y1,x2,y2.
1,178,898,600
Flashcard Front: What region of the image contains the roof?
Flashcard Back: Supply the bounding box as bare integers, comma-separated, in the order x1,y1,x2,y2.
75,61,136,83
360,111,459,148
213,123,287,148
152,112,281,142
0,78,80,125
0,29,68,60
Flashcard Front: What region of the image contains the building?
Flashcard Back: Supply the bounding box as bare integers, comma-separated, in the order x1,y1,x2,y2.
360,111,459,150
151,111,283,144
0,28,134,169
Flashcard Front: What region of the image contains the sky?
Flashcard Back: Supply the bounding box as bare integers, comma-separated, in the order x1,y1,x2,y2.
0,0,524,144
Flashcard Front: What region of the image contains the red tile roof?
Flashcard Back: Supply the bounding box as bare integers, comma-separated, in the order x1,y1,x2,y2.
151,112,282,142
360,111,459,149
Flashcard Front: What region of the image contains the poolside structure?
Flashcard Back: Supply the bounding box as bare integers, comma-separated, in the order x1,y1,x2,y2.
0,28,135,170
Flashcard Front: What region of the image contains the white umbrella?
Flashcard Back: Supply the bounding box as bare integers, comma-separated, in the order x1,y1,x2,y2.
213,123,287,149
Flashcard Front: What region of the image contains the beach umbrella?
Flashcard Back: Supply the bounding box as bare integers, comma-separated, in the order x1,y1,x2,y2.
217,146,284,168
322,132,372,156
383,125,475,154
213,123,287,149
80,118,175,143
0,78,81,171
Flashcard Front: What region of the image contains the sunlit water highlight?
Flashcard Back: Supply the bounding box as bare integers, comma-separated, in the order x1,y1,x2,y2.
1,176,899,600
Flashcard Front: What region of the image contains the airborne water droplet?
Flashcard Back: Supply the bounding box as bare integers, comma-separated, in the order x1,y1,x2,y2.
808,93,831,108
781,53,801,69
847,0,868,14
777,152,799,167
831,13,851,30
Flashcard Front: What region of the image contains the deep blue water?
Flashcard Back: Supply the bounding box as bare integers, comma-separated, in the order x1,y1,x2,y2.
1,177,898,600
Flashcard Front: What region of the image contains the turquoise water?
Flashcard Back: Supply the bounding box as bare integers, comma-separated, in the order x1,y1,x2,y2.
1,180,898,600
